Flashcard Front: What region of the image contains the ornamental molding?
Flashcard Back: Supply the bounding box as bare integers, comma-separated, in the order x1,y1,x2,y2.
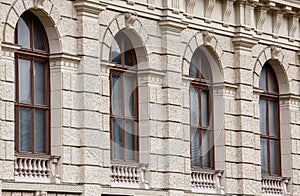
1,42,21,59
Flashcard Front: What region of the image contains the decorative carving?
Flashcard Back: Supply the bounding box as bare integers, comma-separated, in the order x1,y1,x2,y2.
255,7,267,34
172,0,180,9
204,0,216,23
272,11,283,37
271,46,282,59
203,31,214,46
74,0,106,18
36,191,47,196
244,3,254,30
125,12,137,29
222,0,233,27
34,0,46,8
288,16,298,41
186,0,196,15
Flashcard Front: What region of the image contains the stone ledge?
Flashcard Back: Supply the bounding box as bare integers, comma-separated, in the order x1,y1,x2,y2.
1,181,83,193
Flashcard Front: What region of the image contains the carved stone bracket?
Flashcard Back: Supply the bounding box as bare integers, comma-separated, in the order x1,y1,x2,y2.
204,0,216,23
272,11,283,38
232,36,258,52
186,0,196,18
288,16,298,41
125,12,137,29
172,0,180,10
222,0,233,27
35,191,47,196
255,7,267,34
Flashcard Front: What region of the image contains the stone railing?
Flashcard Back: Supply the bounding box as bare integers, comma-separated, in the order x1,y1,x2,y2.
191,169,225,195
111,163,149,189
14,154,60,183
262,176,290,196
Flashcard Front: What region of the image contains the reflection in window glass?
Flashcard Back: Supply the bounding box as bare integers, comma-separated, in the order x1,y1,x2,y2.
19,59,31,104
34,110,46,152
19,108,31,152
191,129,200,166
17,17,30,49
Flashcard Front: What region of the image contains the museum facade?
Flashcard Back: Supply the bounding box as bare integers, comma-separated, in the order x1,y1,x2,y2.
0,0,299,195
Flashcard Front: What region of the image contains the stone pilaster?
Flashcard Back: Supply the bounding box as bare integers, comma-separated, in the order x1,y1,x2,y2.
0,43,21,182
158,19,188,195
74,1,106,195
229,36,261,195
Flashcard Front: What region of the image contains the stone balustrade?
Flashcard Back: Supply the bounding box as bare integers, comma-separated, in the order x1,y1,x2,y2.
262,176,290,196
191,169,225,194
14,155,60,183
111,163,149,189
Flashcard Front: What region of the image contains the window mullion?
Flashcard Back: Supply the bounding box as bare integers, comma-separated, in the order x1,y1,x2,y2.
30,59,34,153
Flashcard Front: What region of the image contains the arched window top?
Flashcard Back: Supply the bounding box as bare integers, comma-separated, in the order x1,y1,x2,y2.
111,31,137,67
259,62,279,94
15,11,49,53
190,47,212,83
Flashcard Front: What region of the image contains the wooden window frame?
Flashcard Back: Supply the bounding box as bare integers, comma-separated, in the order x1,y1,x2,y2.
259,63,281,176
110,32,139,162
190,49,214,169
14,11,50,154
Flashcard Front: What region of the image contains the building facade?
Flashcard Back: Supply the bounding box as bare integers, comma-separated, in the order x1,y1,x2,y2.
0,0,299,195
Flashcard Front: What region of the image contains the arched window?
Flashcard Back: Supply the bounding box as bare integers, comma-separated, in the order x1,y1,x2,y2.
110,31,138,161
259,62,280,176
190,48,213,168
15,11,50,154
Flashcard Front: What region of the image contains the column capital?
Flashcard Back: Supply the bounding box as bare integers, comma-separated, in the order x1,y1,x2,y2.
74,0,107,18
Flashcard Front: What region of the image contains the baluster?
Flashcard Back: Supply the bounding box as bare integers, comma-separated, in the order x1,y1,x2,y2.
134,167,138,184
42,160,47,178
24,158,29,177
28,159,33,177
37,159,42,177
19,158,24,177
32,159,37,177
15,158,19,176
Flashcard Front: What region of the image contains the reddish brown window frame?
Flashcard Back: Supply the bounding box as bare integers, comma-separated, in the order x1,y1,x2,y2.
14,11,50,154
109,32,139,162
190,48,214,169
259,63,281,176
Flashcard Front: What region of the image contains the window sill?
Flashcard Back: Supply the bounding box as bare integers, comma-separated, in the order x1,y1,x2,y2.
14,154,60,184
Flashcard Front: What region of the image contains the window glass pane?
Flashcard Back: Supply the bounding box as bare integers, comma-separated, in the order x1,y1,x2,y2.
270,139,279,175
201,90,209,127
124,49,135,66
19,59,31,104
125,77,134,117
17,17,30,49
111,39,121,65
191,129,200,166
269,100,278,137
34,61,46,105
112,119,123,159
125,120,135,160
34,110,46,153
259,99,267,135
200,54,211,81
260,138,268,174
268,68,278,93
190,55,199,78
190,88,199,126
33,23,45,51
259,66,267,92
19,108,31,152
202,130,210,167
112,75,122,116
